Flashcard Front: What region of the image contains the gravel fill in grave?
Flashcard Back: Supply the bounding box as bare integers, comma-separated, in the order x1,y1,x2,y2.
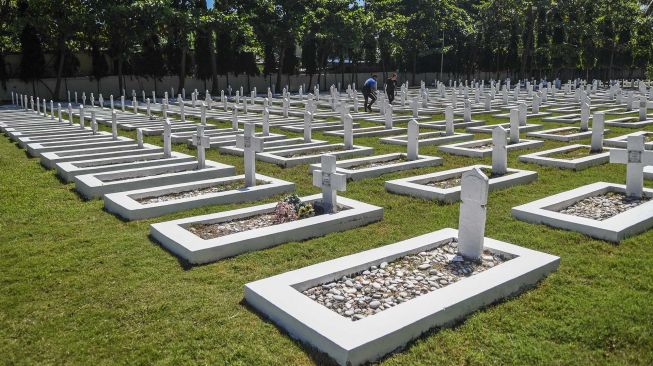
135,180,268,204
100,170,174,182
557,192,651,221
77,156,165,167
552,129,580,136
547,148,604,159
289,148,345,158
349,156,408,170
470,142,493,150
425,168,514,189
301,239,509,321
187,204,350,239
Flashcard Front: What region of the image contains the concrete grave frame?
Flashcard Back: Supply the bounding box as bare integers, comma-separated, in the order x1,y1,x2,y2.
323,126,408,138
218,138,329,156
54,152,195,182
518,145,614,171
104,174,295,220
604,131,653,150
438,138,544,158
512,182,653,242
244,228,560,366
385,165,538,203
25,136,134,157
256,144,374,168
149,194,383,264
526,127,604,142
39,143,163,169
308,153,443,181
465,123,542,134
379,131,474,146
74,160,236,199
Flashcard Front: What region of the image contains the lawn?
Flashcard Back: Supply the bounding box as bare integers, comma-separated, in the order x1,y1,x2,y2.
1,104,652,365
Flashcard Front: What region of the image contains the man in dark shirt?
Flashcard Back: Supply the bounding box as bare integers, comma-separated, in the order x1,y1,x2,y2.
386,73,398,104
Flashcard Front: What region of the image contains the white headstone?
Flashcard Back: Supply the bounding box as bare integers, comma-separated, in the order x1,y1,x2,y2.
262,107,270,136
91,110,98,134
639,96,648,121
509,109,520,144
384,105,393,129
407,119,419,161
137,128,144,148
590,112,605,153
580,102,590,131
79,106,85,129
492,126,508,175
303,110,313,142
457,167,489,260
111,110,118,140
231,106,239,131
163,119,172,158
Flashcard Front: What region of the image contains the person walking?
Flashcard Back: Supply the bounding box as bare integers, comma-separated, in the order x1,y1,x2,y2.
362,74,378,112
386,73,398,104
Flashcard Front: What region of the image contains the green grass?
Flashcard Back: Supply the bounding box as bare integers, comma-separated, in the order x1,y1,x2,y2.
1,105,653,365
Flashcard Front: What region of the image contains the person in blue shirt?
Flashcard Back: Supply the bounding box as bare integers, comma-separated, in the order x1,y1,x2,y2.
362,74,378,112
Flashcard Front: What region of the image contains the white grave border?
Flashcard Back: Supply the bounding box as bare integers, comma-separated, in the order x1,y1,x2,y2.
512,182,653,242
149,194,383,264
244,228,560,366
385,165,538,203
518,144,614,171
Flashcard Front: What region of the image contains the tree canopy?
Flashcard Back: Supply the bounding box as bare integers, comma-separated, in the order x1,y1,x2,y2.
1,0,652,98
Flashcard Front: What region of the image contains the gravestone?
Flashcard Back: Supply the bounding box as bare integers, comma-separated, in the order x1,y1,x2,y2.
509,109,520,144
445,105,455,135
580,102,590,131
236,123,264,186
590,112,605,153
407,119,419,160
411,98,419,118
68,104,73,126
334,111,351,151
50,100,54,120
57,103,62,123
191,124,211,170
137,128,144,148
518,102,527,125
133,96,138,114
609,135,653,198
640,96,648,121
111,110,118,140
146,98,151,118
385,105,393,129
457,167,489,260
303,110,313,143
492,126,508,175
192,101,201,125
91,110,98,135
262,107,270,136
312,155,347,214
163,119,172,158
231,106,239,131
178,97,185,122
79,106,85,129
463,99,472,122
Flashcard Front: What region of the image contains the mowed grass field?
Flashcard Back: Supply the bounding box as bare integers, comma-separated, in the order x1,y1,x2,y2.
1,103,652,365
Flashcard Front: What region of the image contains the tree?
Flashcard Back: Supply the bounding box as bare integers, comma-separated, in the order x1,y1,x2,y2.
18,24,45,95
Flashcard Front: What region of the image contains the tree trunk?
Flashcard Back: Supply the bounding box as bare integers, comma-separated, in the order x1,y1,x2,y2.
209,30,218,94
276,46,285,92
308,74,313,91
178,47,187,94
118,58,124,94
53,39,65,100
411,52,417,85
608,39,616,80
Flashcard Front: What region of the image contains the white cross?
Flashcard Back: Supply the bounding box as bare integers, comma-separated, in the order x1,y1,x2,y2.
262,107,270,136
590,112,605,153
609,135,653,198
236,123,264,187
79,106,85,129
509,108,520,144
191,124,212,170
91,110,98,135
231,106,239,131
312,154,347,214
384,104,393,129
